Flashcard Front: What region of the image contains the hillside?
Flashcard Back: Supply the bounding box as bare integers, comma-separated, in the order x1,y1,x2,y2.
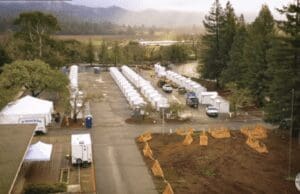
0,2,204,28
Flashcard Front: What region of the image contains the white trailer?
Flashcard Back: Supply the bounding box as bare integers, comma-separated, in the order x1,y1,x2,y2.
71,134,93,165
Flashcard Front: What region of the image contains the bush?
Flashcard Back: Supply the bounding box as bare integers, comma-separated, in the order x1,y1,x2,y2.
24,183,67,194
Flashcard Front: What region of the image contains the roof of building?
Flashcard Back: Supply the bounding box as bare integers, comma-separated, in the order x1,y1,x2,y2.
72,133,91,145
0,124,35,194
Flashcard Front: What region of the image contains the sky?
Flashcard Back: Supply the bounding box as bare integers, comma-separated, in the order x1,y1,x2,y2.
70,0,293,13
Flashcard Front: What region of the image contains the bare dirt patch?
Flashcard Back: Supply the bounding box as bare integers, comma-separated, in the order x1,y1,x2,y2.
137,130,300,194
61,117,85,129
125,117,157,124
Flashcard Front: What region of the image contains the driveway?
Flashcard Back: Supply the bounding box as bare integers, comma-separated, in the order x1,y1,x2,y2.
81,72,157,194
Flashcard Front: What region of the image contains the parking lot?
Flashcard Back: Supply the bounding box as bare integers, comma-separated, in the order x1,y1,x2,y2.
138,69,226,123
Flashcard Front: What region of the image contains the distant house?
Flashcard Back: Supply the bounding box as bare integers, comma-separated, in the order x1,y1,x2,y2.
139,40,182,46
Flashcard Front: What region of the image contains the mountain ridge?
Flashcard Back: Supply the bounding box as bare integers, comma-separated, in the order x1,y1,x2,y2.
0,2,205,27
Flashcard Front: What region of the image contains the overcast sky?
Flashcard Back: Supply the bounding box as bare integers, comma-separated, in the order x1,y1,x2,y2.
70,0,293,14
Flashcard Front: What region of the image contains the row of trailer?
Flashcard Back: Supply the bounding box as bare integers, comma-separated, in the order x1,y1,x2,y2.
154,63,230,113
121,65,169,111
69,65,93,123
69,65,83,119
69,65,79,92
109,67,146,109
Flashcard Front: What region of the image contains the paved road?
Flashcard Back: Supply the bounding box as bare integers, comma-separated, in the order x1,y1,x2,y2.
82,73,157,194
80,71,274,194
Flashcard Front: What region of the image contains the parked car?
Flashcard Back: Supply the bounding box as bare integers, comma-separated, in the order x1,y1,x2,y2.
170,82,179,89
206,105,219,117
186,92,199,108
157,77,167,88
157,79,166,88
178,87,186,95
162,84,173,93
279,118,291,130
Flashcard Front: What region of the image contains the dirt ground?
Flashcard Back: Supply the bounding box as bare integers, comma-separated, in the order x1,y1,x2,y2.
137,130,300,194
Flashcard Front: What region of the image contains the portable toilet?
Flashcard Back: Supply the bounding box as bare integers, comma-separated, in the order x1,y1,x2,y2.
85,115,93,128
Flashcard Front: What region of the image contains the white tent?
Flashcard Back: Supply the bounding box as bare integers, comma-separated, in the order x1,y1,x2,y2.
110,67,146,109
69,65,78,91
0,96,54,129
25,141,53,161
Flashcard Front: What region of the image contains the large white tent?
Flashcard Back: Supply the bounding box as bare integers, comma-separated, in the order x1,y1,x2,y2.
110,67,146,109
25,141,53,161
0,96,54,131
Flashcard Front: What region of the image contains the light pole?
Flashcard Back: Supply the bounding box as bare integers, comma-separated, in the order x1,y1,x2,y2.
288,88,295,178
162,108,165,135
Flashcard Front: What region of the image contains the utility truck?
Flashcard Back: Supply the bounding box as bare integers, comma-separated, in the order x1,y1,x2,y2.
186,92,199,108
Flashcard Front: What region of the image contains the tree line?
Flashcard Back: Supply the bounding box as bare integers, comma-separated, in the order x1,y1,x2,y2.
200,0,300,135
0,12,81,109
93,40,191,65
0,11,193,110
0,14,170,36
0,13,192,70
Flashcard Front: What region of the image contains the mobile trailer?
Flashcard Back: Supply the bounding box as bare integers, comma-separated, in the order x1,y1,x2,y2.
71,134,93,166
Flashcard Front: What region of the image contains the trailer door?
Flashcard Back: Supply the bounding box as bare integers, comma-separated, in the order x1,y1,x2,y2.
82,144,88,162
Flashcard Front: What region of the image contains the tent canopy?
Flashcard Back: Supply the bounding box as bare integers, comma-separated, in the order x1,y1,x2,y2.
25,141,53,161
0,96,53,115
0,95,54,125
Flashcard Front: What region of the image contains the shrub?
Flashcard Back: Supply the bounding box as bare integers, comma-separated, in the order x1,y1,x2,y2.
24,183,66,194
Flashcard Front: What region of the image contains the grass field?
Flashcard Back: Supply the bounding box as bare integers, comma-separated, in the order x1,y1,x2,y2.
54,34,170,45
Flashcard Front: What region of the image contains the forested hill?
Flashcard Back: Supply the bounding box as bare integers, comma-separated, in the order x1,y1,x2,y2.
0,2,205,34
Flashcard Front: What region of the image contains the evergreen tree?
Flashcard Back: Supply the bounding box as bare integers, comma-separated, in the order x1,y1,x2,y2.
221,15,247,85
86,39,94,65
242,5,275,106
99,41,109,64
226,82,253,117
112,41,121,65
200,1,237,87
123,41,145,64
200,0,224,86
265,0,300,136
166,44,188,63
220,1,237,67
0,44,11,68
